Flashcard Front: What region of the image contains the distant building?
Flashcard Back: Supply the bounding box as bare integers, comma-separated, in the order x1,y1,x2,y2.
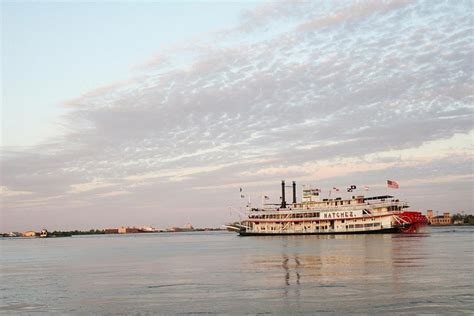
118,227,140,234
22,231,37,237
104,228,119,234
426,210,451,225
169,224,195,232
138,226,157,232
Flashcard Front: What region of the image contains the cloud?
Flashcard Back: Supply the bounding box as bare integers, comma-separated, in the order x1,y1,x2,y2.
0,186,33,197
237,1,312,33
60,81,126,108
132,54,170,72
1,0,473,230
296,0,412,32
98,190,131,198
68,179,116,194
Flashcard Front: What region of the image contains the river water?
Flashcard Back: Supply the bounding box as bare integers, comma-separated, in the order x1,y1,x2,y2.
1,227,473,315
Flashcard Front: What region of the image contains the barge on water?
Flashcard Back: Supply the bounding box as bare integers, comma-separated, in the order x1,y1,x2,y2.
226,181,428,236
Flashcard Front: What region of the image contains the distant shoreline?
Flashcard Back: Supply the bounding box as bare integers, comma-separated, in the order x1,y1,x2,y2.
3,226,473,239
1,228,227,238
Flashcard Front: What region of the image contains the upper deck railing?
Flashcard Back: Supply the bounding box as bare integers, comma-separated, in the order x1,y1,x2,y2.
247,199,407,215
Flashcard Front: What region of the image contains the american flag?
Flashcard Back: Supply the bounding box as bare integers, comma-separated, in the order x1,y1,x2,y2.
387,180,399,189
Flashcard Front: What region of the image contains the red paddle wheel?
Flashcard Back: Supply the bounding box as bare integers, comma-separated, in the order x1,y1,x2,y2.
393,211,429,233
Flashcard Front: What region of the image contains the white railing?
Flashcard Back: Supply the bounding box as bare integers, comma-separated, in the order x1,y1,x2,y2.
247,201,405,216
246,202,406,216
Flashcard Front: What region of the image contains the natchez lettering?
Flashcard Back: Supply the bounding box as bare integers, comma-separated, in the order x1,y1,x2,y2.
323,211,357,219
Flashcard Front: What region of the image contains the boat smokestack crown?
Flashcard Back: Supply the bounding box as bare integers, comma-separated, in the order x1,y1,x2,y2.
292,181,297,204
281,180,287,208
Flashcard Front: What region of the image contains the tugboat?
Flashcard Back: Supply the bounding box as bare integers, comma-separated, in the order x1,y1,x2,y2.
226,180,428,236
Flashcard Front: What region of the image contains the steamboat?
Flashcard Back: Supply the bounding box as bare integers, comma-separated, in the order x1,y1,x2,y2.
226,180,428,236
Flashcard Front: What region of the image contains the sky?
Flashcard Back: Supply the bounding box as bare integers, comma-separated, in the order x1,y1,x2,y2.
1,0,473,232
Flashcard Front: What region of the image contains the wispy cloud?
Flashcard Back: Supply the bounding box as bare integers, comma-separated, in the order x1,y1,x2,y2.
98,190,131,198
0,186,33,197
131,54,170,72
68,179,116,194
296,0,412,32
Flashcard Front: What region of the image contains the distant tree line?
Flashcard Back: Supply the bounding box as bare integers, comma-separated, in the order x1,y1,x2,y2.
65,229,106,235
451,213,474,225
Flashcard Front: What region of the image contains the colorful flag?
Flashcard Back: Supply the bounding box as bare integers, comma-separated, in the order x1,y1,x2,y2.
387,180,399,189
347,185,356,192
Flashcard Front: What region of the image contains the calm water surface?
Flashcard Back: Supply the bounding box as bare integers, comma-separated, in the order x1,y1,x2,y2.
1,227,473,315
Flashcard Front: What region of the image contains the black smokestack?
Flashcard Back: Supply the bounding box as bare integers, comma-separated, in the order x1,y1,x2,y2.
281,180,287,208
292,181,297,204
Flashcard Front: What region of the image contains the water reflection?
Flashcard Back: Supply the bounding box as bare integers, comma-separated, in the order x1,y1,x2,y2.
243,233,431,295
281,255,301,286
